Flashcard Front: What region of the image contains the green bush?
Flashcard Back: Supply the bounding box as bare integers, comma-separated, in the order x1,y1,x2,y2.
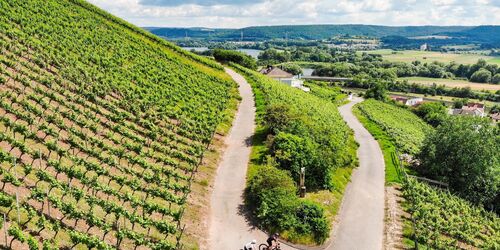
246,166,330,243
213,49,257,69
417,116,499,211
271,132,328,189
470,68,492,83
492,73,500,84
413,102,448,127
280,63,303,76
364,81,388,101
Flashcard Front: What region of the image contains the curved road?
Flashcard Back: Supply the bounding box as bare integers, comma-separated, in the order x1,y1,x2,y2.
209,68,268,249
209,69,385,250
330,97,385,250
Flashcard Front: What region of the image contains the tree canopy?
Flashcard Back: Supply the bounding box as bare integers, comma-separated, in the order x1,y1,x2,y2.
417,116,500,211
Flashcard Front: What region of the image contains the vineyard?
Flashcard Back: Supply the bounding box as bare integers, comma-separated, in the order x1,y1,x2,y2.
0,0,236,249
403,178,500,249
356,99,432,155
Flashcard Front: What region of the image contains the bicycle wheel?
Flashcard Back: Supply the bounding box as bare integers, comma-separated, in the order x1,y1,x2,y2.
258,243,269,250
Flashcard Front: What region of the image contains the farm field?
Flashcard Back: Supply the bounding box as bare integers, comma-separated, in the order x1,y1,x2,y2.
361,49,500,65
399,77,500,92
0,0,236,249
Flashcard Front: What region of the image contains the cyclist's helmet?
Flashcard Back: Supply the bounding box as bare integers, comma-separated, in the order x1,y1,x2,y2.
273,233,280,238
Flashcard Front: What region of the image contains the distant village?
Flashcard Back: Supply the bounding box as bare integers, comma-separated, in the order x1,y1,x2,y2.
390,95,499,123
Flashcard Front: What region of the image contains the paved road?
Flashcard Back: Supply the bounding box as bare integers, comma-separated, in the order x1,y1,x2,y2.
209,69,385,250
209,68,269,250
328,97,385,250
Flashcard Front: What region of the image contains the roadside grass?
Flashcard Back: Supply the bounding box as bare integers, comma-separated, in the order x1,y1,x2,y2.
352,105,401,185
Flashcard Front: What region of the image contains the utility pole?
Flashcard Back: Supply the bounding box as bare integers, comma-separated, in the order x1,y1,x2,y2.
285,31,288,48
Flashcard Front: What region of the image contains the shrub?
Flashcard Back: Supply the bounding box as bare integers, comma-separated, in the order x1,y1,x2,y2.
213,49,257,69
470,68,492,83
492,73,500,84
295,201,330,243
246,166,330,243
413,102,448,127
281,63,303,76
364,81,388,101
271,132,333,189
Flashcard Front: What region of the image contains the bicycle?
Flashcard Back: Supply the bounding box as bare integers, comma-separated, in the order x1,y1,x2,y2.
258,242,281,250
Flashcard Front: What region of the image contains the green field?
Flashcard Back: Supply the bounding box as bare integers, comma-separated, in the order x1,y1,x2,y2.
399,77,500,92
361,49,500,65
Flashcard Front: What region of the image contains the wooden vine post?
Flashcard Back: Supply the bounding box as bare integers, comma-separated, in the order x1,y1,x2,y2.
15,190,20,224
3,214,7,246
299,167,306,198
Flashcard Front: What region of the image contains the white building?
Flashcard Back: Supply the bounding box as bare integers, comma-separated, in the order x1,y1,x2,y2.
390,96,423,107
259,66,310,92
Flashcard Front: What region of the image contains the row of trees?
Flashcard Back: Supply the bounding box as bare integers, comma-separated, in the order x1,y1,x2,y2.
256,46,500,84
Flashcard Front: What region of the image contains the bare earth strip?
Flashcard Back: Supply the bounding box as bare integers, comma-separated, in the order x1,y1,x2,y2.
329,97,385,250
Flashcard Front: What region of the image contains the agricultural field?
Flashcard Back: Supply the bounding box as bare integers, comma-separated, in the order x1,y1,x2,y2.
399,77,500,92
361,49,500,65
356,100,433,155
402,178,500,249
0,0,236,249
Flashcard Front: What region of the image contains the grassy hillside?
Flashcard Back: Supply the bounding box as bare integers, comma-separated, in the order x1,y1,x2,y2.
0,0,237,249
355,100,432,155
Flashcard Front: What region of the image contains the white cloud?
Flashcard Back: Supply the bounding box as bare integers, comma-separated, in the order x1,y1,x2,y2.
88,0,500,28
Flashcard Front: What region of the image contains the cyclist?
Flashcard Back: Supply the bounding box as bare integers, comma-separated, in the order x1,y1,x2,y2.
266,233,279,249
244,239,257,250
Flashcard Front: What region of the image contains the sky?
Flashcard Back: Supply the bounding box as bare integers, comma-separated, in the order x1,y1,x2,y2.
88,0,500,28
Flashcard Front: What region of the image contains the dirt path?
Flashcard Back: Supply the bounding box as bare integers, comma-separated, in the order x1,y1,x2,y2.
328,97,385,250
208,68,270,249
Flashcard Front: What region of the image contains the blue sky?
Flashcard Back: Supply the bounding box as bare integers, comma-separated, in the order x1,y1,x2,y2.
89,0,500,28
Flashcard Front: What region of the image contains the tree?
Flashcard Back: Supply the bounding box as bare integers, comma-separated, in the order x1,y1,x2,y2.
453,98,468,109
212,49,257,69
364,81,387,101
413,102,448,127
470,68,492,83
417,116,499,211
492,73,500,84
280,63,303,76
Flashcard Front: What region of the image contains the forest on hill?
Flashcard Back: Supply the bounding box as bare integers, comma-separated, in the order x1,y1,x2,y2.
146,25,500,48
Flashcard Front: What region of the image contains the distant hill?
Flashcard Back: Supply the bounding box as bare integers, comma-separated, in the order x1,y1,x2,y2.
146,25,472,40
146,25,500,48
